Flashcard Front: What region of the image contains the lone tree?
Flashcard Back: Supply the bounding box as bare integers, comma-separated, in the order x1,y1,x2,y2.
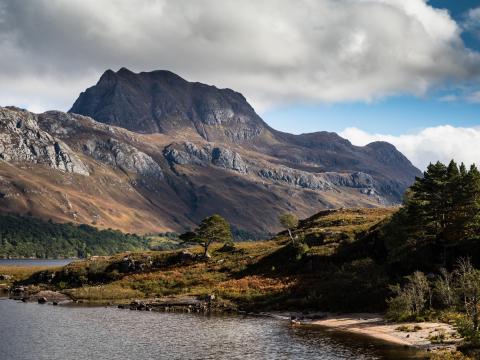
279,213,299,242
180,214,233,258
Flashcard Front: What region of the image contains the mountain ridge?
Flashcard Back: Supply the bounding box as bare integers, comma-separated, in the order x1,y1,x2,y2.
0,69,420,236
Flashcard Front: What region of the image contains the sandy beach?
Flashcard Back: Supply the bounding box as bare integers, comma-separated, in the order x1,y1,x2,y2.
300,313,460,348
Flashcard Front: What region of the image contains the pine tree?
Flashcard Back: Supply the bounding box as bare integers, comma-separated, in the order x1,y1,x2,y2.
462,165,480,240
180,215,233,258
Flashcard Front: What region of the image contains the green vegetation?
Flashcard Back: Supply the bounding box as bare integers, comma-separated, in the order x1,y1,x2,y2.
19,208,394,311
180,214,233,257
380,160,480,357
0,215,149,258
378,160,480,273
279,213,299,242
146,232,182,251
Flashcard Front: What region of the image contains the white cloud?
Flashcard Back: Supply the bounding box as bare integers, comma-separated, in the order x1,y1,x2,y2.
0,0,478,112
340,126,480,170
464,6,480,36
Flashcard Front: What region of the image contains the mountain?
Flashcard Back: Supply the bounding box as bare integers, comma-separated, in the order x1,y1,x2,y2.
70,68,420,199
69,67,268,142
0,69,421,236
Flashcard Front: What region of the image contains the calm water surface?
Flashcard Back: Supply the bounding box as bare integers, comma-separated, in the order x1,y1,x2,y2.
0,299,427,360
0,259,73,267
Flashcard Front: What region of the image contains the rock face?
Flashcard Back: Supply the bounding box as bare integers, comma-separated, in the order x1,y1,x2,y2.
83,138,163,180
0,69,422,236
69,68,421,201
164,142,247,173
0,107,89,175
70,68,267,142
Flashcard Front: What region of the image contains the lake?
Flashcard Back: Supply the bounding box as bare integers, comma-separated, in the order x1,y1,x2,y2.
0,299,427,360
0,259,74,267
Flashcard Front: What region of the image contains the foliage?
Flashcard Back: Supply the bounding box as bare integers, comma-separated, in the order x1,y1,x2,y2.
388,258,480,341
454,258,480,331
180,215,233,257
0,215,149,258
386,271,431,321
380,160,480,272
279,213,299,242
430,351,473,360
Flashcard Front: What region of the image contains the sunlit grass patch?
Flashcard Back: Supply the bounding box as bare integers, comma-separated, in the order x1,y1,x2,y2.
65,284,143,301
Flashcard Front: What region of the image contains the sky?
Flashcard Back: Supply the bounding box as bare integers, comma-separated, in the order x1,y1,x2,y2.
1,0,480,170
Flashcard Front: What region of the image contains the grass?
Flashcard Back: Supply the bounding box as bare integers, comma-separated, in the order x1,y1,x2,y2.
65,285,143,302
0,265,62,285
15,208,397,310
275,207,397,247
430,351,473,360
395,324,422,332
146,235,182,250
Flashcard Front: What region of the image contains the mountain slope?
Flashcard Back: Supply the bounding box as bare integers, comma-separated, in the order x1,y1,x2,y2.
70,68,420,202
0,69,420,236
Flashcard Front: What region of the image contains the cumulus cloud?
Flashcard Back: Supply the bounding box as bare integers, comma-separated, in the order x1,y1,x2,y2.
340,126,480,170
0,0,479,112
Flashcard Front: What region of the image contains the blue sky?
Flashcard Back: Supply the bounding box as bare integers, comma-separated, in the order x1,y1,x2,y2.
263,96,480,136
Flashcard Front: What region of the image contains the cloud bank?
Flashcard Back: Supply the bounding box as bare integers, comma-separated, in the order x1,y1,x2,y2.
0,0,479,111
340,126,480,170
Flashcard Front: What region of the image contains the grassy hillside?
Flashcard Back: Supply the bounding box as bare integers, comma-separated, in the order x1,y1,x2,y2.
0,215,149,258
14,208,395,311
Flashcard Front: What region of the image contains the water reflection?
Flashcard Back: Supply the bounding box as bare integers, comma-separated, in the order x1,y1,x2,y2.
0,300,427,360
0,259,73,267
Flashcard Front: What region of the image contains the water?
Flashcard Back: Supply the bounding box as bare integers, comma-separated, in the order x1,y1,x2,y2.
0,259,73,267
0,299,426,360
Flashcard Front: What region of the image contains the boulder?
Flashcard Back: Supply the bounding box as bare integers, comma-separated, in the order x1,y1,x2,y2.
129,300,146,310
37,297,47,304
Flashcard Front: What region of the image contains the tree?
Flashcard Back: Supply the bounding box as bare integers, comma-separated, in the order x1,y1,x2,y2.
387,160,480,269
434,268,455,308
180,215,233,258
455,258,480,331
279,213,299,243
386,271,430,319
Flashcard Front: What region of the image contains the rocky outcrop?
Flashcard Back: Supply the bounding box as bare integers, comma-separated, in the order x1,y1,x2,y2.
0,107,89,175
211,147,247,173
257,167,332,191
83,138,163,179
324,172,375,189
164,141,247,173
257,166,376,193
69,68,267,142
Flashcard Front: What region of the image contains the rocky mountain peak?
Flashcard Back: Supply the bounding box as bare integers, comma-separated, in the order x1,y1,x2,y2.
69,68,268,142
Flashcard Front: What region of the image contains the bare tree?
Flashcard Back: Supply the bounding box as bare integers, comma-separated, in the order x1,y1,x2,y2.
455,258,480,331
434,268,454,308
279,213,299,243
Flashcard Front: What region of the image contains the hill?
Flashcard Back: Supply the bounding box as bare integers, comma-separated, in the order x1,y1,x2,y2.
0,215,149,259
10,207,395,310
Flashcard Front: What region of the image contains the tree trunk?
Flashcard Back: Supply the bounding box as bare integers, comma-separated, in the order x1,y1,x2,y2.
473,294,479,331
203,242,209,258
287,229,294,243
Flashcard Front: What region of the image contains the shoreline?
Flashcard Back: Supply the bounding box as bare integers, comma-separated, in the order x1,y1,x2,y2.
1,291,461,351
297,313,460,349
